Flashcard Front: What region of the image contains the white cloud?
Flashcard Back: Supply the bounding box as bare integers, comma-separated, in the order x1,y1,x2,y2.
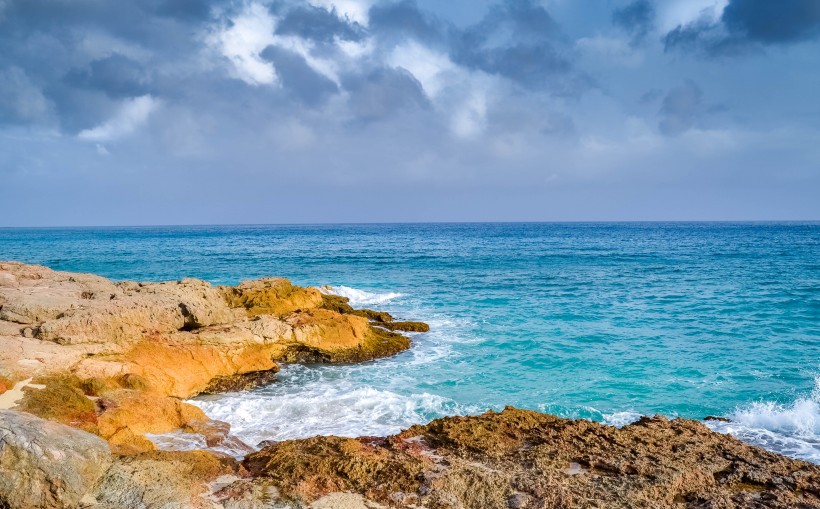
78,95,159,142
389,41,457,98
307,0,376,26
209,3,278,86
657,0,729,33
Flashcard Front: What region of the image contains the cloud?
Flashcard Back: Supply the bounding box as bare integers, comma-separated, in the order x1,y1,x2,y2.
369,0,448,44
449,0,589,94
659,81,702,136
0,67,52,126
612,0,655,42
64,53,154,98
208,3,278,86
78,95,159,141
344,67,429,122
307,0,376,26
664,0,820,55
275,3,366,43
260,45,338,105
722,0,820,43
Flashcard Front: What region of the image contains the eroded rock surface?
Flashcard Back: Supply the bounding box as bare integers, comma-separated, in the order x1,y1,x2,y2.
245,407,820,509
0,410,111,509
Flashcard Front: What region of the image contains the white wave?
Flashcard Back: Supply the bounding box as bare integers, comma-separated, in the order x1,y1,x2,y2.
191,380,459,448
602,411,643,428
320,285,403,306
706,377,820,463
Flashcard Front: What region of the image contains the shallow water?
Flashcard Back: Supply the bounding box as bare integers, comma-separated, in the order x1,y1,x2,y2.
1,223,818,461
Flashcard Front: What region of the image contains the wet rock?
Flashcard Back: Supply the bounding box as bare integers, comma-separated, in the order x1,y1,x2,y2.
202,368,281,394
0,410,111,509
375,321,430,333
704,415,732,422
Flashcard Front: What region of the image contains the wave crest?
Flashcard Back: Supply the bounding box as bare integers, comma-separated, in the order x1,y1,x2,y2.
320,285,403,306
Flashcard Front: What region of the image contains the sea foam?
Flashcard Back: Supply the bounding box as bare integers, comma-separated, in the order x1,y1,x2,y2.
191,372,460,448
706,377,820,463
320,285,403,306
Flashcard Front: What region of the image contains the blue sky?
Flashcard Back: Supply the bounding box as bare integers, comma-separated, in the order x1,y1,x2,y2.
1,0,819,225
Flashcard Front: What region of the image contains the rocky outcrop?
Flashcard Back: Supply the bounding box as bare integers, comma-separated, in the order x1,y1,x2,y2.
0,261,423,460
245,407,820,508
0,410,111,509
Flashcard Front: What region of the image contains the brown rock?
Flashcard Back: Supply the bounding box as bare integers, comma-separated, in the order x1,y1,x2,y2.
221,278,323,317
96,390,208,450
245,407,820,508
15,374,99,434
375,321,430,333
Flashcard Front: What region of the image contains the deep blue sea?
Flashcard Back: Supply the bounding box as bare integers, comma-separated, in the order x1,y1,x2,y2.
1,223,819,462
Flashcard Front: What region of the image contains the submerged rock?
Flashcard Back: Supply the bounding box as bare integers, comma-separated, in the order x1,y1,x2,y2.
0,410,112,509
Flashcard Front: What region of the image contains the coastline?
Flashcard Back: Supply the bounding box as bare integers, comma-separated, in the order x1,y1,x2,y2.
1,261,819,508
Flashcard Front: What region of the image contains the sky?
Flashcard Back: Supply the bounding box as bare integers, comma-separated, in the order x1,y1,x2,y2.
1,0,819,225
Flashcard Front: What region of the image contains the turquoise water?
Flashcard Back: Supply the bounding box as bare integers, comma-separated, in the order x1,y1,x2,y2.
1,223,819,461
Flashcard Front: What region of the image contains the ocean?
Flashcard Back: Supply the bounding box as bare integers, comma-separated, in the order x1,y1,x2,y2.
1,223,818,462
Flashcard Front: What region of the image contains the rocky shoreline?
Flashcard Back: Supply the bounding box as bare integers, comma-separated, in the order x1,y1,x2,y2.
1,261,818,508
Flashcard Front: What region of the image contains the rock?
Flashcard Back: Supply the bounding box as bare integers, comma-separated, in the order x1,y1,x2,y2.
0,410,111,509
284,309,411,363
245,407,820,508
93,450,241,509
202,368,280,394
320,294,393,323
704,415,731,422
221,278,324,317
15,374,99,434
374,321,430,333
96,390,209,454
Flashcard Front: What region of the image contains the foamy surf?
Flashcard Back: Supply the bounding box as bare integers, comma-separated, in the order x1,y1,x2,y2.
706,377,820,463
319,285,403,306
190,367,462,448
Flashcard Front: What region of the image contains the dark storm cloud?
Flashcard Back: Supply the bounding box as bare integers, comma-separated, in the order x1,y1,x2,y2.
665,0,820,56
275,4,366,43
260,46,338,106
722,0,820,43
450,0,589,94
0,67,52,126
659,81,702,136
369,0,449,45
344,67,429,122
64,54,155,99
612,0,655,42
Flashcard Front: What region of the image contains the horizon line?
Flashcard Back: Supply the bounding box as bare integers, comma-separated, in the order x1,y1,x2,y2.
2,220,820,229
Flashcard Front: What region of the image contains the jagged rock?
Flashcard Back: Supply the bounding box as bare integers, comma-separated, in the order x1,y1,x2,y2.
0,410,111,509
245,407,820,509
